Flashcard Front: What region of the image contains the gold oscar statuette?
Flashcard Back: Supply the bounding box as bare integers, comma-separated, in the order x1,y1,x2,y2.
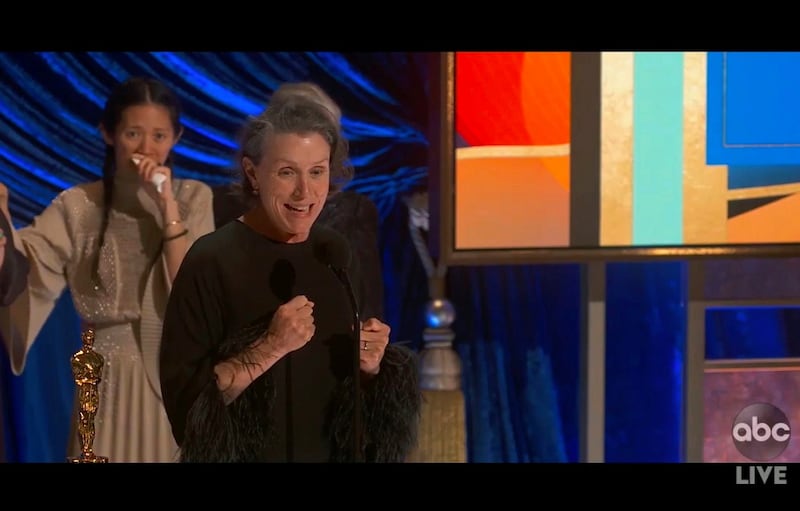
68,324,108,463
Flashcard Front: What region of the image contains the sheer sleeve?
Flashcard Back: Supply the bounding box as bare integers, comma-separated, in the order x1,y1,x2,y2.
157,179,216,292
0,191,74,375
184,181,216,244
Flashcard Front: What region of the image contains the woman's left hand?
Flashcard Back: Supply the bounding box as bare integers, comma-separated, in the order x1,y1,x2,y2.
132,153,174,207
359,317,390,376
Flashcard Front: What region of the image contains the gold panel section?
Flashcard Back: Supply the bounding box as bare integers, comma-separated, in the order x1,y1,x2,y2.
683,52,728,245
405,390,467,462
727,183,800,200
600,52,633,246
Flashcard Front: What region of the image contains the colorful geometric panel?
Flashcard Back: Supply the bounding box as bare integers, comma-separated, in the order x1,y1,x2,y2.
450,51,800,254
708,52,800,166
727,192,800,243
455,52,570,147
454,52,571,250
455,154,569,249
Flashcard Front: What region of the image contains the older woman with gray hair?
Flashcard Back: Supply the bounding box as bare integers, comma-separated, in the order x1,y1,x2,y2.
159,82,421,462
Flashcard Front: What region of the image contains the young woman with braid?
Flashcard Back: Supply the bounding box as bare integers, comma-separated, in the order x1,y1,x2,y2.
0,77,214,462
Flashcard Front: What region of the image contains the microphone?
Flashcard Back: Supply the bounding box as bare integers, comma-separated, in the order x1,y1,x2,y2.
132,157,167,193
314,230,363,462
269,259,296,303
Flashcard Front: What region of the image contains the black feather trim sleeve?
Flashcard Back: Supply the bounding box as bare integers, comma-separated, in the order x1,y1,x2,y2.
327,344,421,462
179,315,278,463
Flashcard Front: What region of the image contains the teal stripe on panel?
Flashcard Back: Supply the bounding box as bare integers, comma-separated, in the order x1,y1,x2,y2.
632,52,684,245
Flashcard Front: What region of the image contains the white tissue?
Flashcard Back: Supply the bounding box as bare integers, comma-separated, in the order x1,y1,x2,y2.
150,173,167,193
132,157,166,193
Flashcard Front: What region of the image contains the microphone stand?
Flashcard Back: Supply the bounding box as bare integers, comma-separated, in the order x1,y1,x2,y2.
330,265,364,462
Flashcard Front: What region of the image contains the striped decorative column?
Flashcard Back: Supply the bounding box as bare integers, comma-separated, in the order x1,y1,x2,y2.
600,51,725,247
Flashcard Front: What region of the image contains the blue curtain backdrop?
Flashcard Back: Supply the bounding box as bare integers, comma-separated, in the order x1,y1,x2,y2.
0,52,793,463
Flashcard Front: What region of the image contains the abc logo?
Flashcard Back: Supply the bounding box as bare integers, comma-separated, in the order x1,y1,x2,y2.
732,403,791,461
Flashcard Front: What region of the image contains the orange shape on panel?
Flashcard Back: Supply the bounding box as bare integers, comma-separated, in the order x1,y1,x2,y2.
521,52,571,145
454,155,570,249
727,193,800,243
539,153,570,192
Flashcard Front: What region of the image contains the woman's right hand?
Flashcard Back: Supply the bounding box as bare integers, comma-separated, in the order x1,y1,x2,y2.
263,295,316,356
131,153,175,207
215,295,315,403
0,230,6,272
0,182,9,219
0,182,10,272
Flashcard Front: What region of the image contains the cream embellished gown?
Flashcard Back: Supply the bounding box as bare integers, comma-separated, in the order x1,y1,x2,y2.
0,173,214,462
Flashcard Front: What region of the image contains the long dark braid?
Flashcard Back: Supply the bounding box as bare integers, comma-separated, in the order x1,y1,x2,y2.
90,147,116,288
91,77,183,289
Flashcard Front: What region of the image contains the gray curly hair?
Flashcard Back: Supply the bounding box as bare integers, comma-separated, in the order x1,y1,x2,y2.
235,82,353,207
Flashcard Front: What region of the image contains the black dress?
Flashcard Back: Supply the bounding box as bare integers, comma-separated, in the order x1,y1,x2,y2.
159,221,419,462
212,188,385,321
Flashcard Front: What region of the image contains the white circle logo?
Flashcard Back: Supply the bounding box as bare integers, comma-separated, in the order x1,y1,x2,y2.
732,403,791,461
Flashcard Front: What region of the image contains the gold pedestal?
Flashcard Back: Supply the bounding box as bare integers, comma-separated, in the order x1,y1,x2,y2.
68,454,108,464
67,324,109,463
406,390,467,462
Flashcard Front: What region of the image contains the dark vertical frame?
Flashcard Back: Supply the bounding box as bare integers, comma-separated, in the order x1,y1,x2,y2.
570,52,601,248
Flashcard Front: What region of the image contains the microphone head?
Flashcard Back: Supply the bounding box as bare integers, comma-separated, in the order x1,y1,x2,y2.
269,259,296,302
314,228,351,270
